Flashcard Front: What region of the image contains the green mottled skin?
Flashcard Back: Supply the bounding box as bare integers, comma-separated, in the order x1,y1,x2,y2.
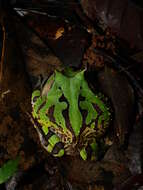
31,69,111,160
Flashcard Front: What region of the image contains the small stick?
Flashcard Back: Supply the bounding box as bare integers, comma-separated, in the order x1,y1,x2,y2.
0,21,6,82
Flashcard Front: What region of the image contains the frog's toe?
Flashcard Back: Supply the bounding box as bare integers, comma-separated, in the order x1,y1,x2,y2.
42,142,65,157
80,147,87,160
47,142,64,157
53,148,65,157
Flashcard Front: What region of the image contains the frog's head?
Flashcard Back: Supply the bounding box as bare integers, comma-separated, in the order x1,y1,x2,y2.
31,69,111,160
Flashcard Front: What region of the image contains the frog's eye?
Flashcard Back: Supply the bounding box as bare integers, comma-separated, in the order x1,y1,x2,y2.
31,90,41,104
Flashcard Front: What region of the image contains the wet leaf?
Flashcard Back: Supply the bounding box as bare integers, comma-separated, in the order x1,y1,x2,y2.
131,51,143,63
0,157,20,184
61,156,130,186
22,12,89,67
97,66,135,145
80,0,143,50
127,118,143,174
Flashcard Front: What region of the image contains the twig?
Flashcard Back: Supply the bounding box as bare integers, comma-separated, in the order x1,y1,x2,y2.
0,21,6,82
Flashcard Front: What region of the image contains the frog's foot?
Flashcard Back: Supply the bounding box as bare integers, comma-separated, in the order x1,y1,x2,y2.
79,140,98,161
41,133,64,157
47,134,65,157
33,122,65,157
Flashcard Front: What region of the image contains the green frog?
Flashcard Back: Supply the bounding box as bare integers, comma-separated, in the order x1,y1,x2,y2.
31,69,111,160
